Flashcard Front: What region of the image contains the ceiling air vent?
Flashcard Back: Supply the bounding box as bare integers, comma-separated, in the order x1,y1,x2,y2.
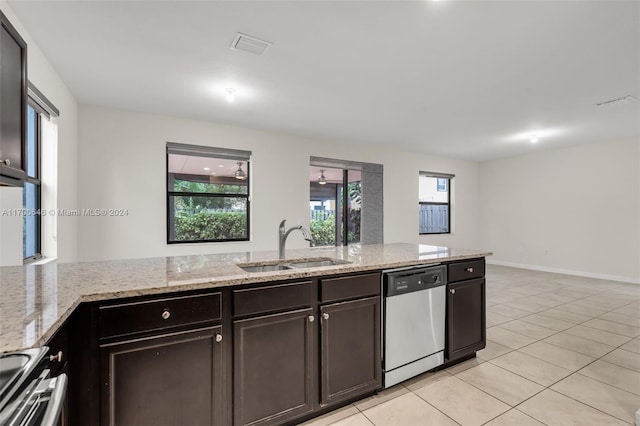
594,95,639,110
230,33,272,55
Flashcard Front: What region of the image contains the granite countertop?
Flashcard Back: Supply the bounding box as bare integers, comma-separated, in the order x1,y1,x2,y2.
0,243,491,353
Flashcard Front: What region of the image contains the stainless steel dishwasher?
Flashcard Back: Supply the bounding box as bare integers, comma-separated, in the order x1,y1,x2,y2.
382,264,447,388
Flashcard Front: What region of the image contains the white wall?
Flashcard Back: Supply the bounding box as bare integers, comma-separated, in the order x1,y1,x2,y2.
76,104,482,261
0,188,23,266
0,2,79,263
479,139,640,283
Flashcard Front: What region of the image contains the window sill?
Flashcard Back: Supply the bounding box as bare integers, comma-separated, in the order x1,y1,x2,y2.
25,256,56,266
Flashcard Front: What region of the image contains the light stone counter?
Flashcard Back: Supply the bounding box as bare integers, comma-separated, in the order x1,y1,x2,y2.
0,243,491,353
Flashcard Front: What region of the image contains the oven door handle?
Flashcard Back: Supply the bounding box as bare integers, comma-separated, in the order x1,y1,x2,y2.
39,374,67,426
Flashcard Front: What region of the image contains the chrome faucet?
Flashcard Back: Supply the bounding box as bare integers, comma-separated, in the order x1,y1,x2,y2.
279,219,313,259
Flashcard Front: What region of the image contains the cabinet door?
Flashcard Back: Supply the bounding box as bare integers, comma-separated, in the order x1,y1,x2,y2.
0,12,27,181
100,326,224,426
234,308,315,426
320,297,381,407
46,324,69,426
447,278,486,361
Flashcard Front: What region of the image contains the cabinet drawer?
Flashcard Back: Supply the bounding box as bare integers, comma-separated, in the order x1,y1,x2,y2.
99,292,222,339
233,281,314,317
320,272,381,303
448,259,485,282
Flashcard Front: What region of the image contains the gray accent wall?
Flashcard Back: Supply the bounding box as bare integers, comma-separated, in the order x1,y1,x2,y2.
361,168,383,244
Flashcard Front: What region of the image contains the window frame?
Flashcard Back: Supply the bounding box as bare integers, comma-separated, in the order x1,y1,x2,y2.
166,143,251,244
419,172,453,235
22,82,58,264
23,102,43,263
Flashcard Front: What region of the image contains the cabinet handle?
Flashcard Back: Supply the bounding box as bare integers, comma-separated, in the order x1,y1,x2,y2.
322,313,329,320
450,289,456,294
215,334,223,343
308,315,315,323
466,267,474,273
49,351,63,363
161,309,171,320
0,159,10,166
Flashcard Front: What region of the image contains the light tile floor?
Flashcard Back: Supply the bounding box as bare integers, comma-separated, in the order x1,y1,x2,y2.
302,265,640,426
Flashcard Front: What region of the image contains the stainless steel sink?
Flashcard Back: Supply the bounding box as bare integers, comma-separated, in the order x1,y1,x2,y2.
288,258,351,268
238,264,293,273
238,257,350,273
0,347,48,403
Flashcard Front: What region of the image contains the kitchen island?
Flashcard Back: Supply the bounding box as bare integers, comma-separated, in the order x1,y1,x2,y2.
0,243,491,425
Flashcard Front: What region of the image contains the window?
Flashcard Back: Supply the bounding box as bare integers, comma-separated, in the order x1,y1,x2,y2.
167,143,251,243
309,157,383,246
309,167,361,246
419,172,453,234
23,83,59,263
23,104,42,261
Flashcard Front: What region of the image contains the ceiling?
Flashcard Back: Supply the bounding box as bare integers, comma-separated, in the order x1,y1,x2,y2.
7,0,640,162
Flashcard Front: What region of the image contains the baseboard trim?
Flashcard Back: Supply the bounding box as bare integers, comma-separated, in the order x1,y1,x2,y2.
486,259,640,285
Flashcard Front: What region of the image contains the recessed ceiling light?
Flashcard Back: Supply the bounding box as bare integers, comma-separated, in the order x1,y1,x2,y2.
504,127,565,144
218,165,224,168
203,167,210,171
225,88,236,103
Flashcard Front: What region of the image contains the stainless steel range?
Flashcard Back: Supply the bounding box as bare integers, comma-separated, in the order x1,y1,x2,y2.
382,264,447,388
0,347,67,426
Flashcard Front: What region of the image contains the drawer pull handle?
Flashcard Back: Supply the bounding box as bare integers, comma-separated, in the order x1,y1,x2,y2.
466,267,474,273
308,315,315,323
0,159,10,166
322,313,330,320
450,289,456,295
161,309,171,320
215,334,223,343
49,351,63,363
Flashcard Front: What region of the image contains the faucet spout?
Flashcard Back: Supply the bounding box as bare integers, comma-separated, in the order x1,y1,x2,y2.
278,219,313,259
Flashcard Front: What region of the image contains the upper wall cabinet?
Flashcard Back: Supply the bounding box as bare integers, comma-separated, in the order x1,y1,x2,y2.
0,11,27,185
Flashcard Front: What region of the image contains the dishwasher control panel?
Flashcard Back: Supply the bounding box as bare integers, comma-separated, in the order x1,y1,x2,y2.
385,265,447,296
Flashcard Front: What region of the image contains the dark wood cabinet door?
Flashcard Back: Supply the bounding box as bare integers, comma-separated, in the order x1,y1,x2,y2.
447,278,486,361
0,11,27,182
100,326,224,426
233,308,315,426
45,323,69,426
320,297,381,407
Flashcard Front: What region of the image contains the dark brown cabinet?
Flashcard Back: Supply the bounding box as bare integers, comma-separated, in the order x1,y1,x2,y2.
232,281,316,426
0,11,27,184
233,273,381,425
233,308,315,426
320,296,380,406
97,292,226,426
67,270,389,425
100,326,224,426
45,321,69,426
446,259,486,362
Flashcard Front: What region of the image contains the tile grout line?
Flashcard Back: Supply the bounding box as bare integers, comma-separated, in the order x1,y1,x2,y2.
484,269,639,424
330,268,639,426
524,375,637,425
